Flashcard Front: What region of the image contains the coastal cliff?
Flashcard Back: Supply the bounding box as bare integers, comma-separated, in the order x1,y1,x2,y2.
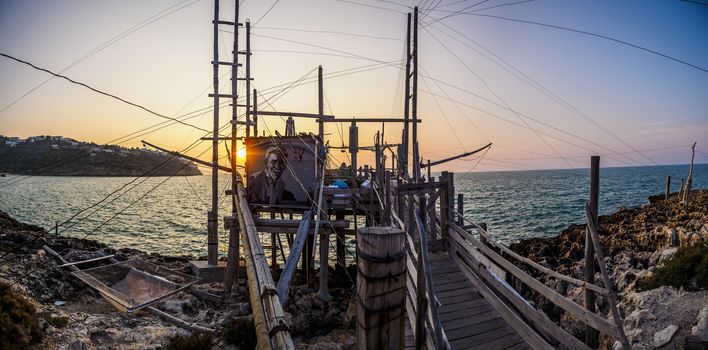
0,135,201,176
510,190,708,349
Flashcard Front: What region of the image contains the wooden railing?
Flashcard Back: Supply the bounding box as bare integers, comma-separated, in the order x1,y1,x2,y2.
446,215,631,350
393,180,450,350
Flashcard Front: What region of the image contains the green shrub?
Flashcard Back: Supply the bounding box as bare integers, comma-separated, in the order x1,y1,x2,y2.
0,282,42,349
641,244,708,291
222,317,257,349
165,332,213,350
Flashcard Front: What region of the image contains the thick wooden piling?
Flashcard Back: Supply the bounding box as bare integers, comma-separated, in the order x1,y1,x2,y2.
585,155,600,347
356,226,405,350
665,175,671,200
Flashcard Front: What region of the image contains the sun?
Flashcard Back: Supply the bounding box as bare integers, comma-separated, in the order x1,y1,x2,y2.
237,148,247,160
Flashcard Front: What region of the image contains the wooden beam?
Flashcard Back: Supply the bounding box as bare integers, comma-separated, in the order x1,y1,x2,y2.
319,118,421,123
142,140,233,173
246,110,335,120
276,211,312,305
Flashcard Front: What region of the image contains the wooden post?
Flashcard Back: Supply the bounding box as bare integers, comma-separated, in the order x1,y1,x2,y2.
403,12,411,177
318,65,324,142
684,142,696,205
225,0,240,293
438,180,447,240
479,222,488,245
271,211,277,269
411,7,419,182
665,175,671,200
208,0,220,266
245,20,251,137
446,172,455,241
336,212,346,274
426,160,431,182
253,89,258,137
55,222,58,237
318,199,332,301
303,233,313,286
457,193,463,225
317,230,332,301
356,226,405,350
350,121,358,181
585,155,600,347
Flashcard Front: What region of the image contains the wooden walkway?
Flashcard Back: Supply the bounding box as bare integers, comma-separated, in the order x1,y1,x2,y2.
406,252,530,350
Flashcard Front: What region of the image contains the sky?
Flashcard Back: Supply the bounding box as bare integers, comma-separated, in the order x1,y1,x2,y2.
0,0,707,173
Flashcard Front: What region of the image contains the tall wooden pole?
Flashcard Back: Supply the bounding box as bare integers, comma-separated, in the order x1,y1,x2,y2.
225,0,241,293
411,7,419,182
585,155,600,347
245,20,251,137
665,175,671,200
208,0,220,266
253,89,258,137
403,12,411,178
317,66,325,176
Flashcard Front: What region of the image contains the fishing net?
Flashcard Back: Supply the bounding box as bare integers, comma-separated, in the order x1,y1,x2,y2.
72,259,199,312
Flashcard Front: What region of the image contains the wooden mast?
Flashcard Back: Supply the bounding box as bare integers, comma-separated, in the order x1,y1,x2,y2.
411,6,420,182
224,0,241,293
208,0,220,266
403,12,411,178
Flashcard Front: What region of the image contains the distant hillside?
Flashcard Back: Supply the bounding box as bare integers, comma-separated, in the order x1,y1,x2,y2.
0,135,201,176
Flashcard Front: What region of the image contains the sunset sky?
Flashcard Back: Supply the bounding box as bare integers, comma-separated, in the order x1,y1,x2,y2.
1,0,706,172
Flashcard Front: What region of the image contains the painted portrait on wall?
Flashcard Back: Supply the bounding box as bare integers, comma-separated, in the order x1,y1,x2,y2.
245,136,317,205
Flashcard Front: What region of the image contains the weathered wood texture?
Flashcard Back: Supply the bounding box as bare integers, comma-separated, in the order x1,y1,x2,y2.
357,226,406,350
276,211,312,305
585,155,600,347
404,251,531,350
235,179,295,350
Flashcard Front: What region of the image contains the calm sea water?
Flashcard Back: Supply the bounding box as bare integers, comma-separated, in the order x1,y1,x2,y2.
0,164,705,257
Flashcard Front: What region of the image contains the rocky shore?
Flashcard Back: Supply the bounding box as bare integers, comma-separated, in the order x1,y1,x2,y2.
0,211,355,350
510,190,708,349
2,190,706,349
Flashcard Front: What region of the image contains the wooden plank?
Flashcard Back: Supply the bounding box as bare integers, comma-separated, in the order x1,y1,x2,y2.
450,239,589,350
449,236,591,350
438,298,488,314
441,309,501,332
504,341,532,350
449,225,622,340
436,286,477,298
440,303,494,321
445,317,508,341
450,325,513,348
253,218,348,228
468,331,524,350
276,211,312,305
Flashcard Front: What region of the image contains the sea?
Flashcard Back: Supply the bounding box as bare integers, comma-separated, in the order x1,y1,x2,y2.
0,164,705,260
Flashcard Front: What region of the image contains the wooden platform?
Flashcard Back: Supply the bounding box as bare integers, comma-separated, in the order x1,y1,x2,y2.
405,252,530,350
